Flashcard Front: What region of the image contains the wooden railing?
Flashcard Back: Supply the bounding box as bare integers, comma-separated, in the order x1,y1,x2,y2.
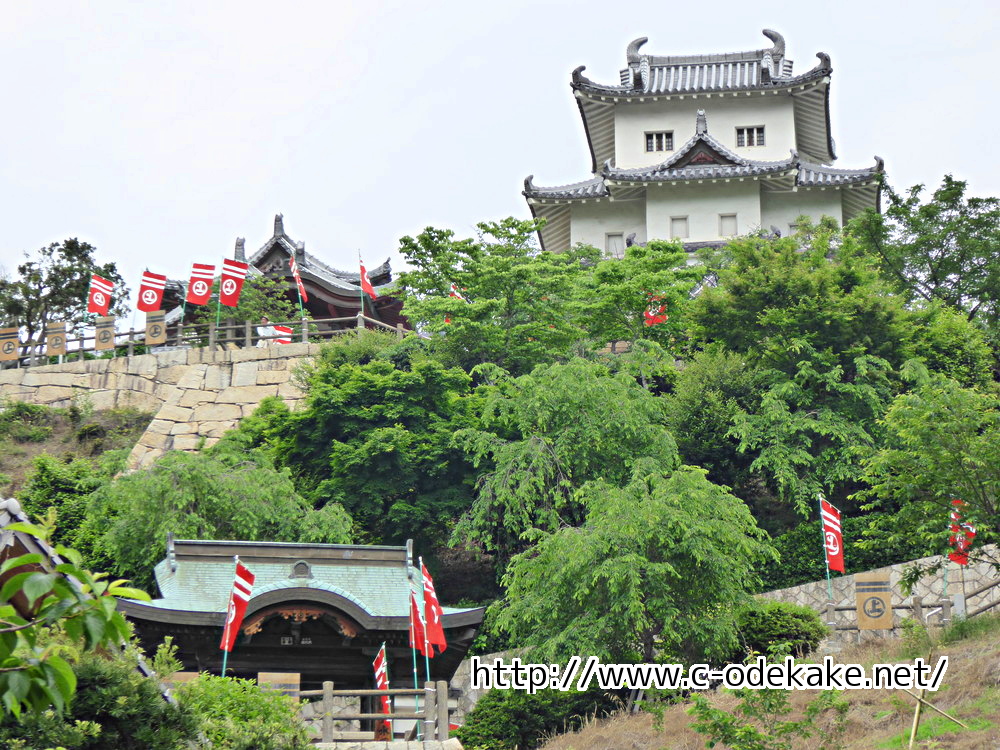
823,597,955,632
5,313,412,367
964,577,1000,618
299,680,450,744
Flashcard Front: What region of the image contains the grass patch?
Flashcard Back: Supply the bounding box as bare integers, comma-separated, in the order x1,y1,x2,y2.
877,714,993,748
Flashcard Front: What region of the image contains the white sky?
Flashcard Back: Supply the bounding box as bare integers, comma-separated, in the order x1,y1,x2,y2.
2,0,998,307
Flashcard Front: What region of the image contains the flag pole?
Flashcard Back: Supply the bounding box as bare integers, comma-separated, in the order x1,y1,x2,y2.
408,593,422,740
818,493,834,601
358,250,365,319
419,557,432,683
221,554,238,677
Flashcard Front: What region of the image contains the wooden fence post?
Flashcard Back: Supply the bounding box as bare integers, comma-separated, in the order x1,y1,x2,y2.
423,681,436,740
208,323,217,351
301,316,308,343
321,681,333,742
911,595,924,625
77,331,85,361
356,312,365,332
825,602,837,628
244,320,252,348
940,598,952,625
396,322,404,340
127,328,135,357
436,681,449,740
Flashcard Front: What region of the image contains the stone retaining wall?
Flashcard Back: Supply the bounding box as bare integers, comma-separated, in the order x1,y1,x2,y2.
0,344,322,469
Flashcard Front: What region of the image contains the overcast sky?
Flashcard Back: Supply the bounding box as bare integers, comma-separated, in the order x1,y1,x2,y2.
2,0,998,306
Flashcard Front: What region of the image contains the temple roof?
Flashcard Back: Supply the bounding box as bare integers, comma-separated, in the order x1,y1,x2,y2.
524,111,879,200
122,538,482,630
570,30,837,170
573,30,831,97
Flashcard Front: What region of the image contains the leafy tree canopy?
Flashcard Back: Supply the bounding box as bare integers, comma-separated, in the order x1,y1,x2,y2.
186,274,308,330
852,175,1000,336
396,218,592,374
219,356,477,550
0,239,128,348
454,358,680,568
492,465,774,664
76,448,351,591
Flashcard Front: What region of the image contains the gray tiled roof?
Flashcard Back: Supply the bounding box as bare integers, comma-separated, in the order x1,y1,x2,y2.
573,30,832,97
797,157,884,186
523,175,608,200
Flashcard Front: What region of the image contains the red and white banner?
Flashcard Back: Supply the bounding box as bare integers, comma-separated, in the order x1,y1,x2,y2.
289,256,309,303
643,294,668,327
220,259,249,308
948,498,977,566
273,325,293,344
372,643,392,732
360,261,378,301
449,283,465,300
408,591,428,656
219,560,255,652
820,499,845,573
87,274,114,315
137,270,167,312
186,263,215,306
421,562,447,655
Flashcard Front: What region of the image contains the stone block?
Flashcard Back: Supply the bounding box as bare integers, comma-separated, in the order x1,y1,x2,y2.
117,374,157,394
84,360,110,374
0,370,25,385
172,435,203,451
35,385,73,403
441,740,463,750
178,390,212,407
155,349,189,367
117,391,161,413
156,404,194,422
22,372,77,387
154,383,180,402
257,369,290,385
202,437,220,448
73,374,96,388
88,390,118,410
140,432,169,450
215,385,277,404
274,342,310,358
56,361,88,374
231,361,259,387
186,348,205,365
277,381,304,398
229,347,269,363
177,368,205,390
192,402,242,421
201,421,235,438
203,365,231,390
145,419,173,436
170,422,198,435
157,365,190,385
108,357,128,373
126,354,157,378
137,448,163,469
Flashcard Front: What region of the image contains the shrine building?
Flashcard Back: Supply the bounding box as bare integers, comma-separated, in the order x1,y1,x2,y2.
118,537,484,692
523,30,883,255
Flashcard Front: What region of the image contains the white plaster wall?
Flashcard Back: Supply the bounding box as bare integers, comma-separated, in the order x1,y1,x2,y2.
646,181,761,242
614,96,796,169
760,188,844,234
569,198,647,249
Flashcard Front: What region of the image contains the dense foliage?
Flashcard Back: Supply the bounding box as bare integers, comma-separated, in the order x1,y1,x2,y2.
732,600,828,660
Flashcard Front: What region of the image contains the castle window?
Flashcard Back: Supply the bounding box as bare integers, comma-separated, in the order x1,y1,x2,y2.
291,561,311,579
719,214,738,237
645,131,673,152
606,233,625,259
670,217,689,240
736,127,765,147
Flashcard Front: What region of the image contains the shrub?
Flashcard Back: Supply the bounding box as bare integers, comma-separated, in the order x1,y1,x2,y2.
0,651,198,749
733,600,828,660
175,673,311,750
456,686,615,750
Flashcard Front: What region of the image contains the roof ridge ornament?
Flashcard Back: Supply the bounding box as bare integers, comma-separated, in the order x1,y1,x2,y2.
696,109,708,135
626,37,648,63
274,213,284,237
762,29,786,59
234,237,246,263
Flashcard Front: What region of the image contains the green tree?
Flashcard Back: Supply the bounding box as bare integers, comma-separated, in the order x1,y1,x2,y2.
858,363,1000,578
221,357,476,550
76,449,352,590
0,522,150,719
492,465,774,663
852,175,1000,336
187,274,308,330
0,239,128,353
454,358,679,568
396,218,591,374
571,240,702,347
175,674,311,750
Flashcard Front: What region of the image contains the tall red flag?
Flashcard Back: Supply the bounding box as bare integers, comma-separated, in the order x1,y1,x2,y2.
360,261,378,301
820,499,845,573
220,259,249,307
219,560,255,652
421,562,447,655
87,274,114,315
408,591,427,656
289,256,309,303
186,263,215,305
372,643,392,732
137,270,167,312
948,498,977,566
